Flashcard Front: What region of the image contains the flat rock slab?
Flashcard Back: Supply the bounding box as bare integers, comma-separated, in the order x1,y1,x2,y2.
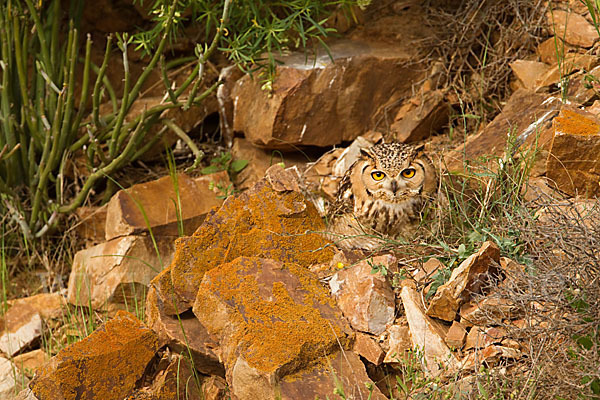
427,241,500,322
278,351,387,400
445,89,562,172
329,254,396,335
166,165,335,309
401,286,459,377
546,107,600,197
0,356,26,399
105,172,228,240
192,256,350,398
145,286,223,376
232,39,426,149
547,10,598,48
0,304,42,357
30,311,158,400
67,235,175,309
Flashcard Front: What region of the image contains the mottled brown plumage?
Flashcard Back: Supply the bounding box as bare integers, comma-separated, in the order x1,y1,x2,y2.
327,142,437,250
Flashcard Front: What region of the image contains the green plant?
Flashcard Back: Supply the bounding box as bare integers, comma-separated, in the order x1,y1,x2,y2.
0,0,220,241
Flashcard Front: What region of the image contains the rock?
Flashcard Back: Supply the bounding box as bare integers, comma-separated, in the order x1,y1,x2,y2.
509,60,554,91
390,89,449,143
13,350,49,378
192,256,350,398
460,297,521,326
232,39,426,149
278,351,387,400
546,107,600,197
6,293,66,321
535,199,600,228
460,345,521,370
105,172,228,240
0,303,42,357
426,241,500,321
305,136,375,204
537,37,572,65
67,235,175,309
75,206,108,245
445,90,562,172
464,326,506,350
329,254,396,335
150,354,203,400
445,321,467,349
353,333,385,366
383,324,412,363
0,356,27,399
199,376,228,400
168,165,335,309
547,10,598,48
400,286,459,377
230,137,308,191
145,286,223,376
30,311,158,400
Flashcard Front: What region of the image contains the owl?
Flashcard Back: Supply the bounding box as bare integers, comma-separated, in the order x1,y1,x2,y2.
327,142,438,250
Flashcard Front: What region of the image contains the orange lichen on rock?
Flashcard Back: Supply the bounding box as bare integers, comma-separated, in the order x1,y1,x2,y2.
553,109,600,136
169,172,336,308
30,311,158,400
193,257,349,377
547,107,600,197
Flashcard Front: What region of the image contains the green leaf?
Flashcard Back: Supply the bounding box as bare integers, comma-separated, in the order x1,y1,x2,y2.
201,165,224,175
230,158,249,173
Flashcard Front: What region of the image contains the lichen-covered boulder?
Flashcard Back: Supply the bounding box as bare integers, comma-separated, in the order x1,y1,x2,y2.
29,311,158,400
154,165,335,312
192,256,351,399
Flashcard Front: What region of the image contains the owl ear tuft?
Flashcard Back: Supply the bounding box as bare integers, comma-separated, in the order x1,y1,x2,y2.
360,147,376,160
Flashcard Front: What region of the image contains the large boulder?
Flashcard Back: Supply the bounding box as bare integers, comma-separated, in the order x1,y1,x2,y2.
29,311,158,400
192,256,351,399
231,39,426,149
159,165,335,311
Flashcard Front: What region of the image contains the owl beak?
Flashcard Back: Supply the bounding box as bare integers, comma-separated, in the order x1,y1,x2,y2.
390,180,399,194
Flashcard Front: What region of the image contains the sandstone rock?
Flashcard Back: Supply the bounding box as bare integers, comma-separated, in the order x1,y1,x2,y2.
445,90,562,173
7,293,66,321
67,235,175,309
400,286,459,377
278,351,387,400
464,326,506,350
460,345,521,370
150,354,203,400
305,136,375,205
390,89,449,143
535,199,600,228
168,165,335,309
509,60,554,91
383,324,412,363
192,256,350,398
0,356,26,399
537,37,572,65
547,10,598,48
200,375,228,400
426,241,500,321
230,138,308,191
13,350,49,378
145,286,223,376
354,333,385,365
232,39,426,149
0,303,42,357
329,254,396,335
75,206,107,245
105,172,227,240
445,321,467,349
30,311,158,400
546,107,600,197
460,297,521,326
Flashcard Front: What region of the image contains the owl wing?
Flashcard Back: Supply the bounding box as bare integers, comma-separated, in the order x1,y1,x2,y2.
328,162,355,218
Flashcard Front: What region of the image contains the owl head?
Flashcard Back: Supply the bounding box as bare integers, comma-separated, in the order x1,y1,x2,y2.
356,142,437,203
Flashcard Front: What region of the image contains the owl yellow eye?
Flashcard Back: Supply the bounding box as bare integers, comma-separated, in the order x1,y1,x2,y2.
401,168,416,179
371,171,385,181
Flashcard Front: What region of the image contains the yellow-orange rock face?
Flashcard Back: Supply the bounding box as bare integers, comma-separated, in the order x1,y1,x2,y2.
30,311,158,400
164,166,335,309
